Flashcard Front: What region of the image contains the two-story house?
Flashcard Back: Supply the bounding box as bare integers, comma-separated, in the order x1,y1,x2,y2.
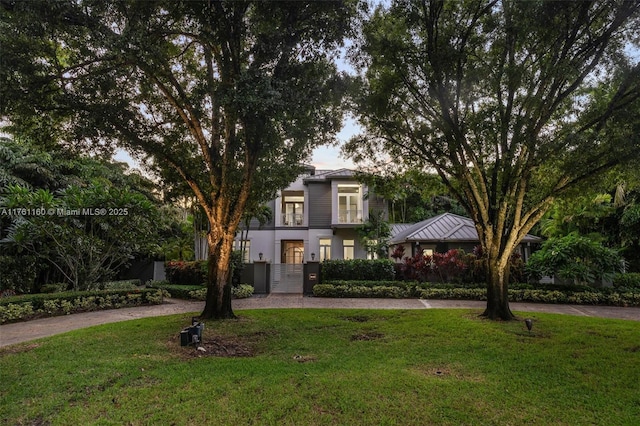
233,166,386,292
200,166,540,293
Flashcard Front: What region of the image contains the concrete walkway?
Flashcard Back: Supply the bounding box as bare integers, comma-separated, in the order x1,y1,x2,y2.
2,295,639,348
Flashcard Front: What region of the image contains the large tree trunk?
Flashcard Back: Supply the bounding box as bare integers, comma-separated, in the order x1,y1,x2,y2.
200,231,235,319
481,254,515,320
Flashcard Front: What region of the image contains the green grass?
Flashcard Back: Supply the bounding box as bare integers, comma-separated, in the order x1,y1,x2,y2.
1,309,639,425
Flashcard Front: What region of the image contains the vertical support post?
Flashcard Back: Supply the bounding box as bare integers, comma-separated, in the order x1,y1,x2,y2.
253,261,270,294
304,261,320,295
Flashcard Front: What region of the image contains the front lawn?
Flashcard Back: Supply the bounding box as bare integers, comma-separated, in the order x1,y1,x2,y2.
1,309,639,425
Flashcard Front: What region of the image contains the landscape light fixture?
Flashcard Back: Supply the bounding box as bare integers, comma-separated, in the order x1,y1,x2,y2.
525,318,533,334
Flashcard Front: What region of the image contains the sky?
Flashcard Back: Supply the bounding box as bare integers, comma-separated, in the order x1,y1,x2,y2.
310,116,359,170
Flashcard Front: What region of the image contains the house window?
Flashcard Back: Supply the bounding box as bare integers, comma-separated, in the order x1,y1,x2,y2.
235,240,250,263
282,192,304,226
343,239,355,260
319,238,331,261
338,185,362,223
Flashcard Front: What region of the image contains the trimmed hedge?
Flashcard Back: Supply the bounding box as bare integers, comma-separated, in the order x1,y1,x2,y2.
146,281,254,300
419,287,640,307
0,289,168,324
146,281,203,299
313,284,412,298
101,279,142,290
187,284,254,301
323,280,414,289
613,273,640,290
313,281,640,307
321,259,395,282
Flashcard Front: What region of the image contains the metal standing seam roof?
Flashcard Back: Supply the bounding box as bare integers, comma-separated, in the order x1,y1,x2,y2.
390,223,413,236
389,213,542,244
303,168,357,182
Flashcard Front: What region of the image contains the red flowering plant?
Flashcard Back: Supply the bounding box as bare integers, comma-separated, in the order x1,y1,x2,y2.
390,245,406,261
164,260,207,285
432,249,467,283
400,252,433,282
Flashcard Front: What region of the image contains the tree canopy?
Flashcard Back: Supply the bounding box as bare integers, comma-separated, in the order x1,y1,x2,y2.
0,137,167,293
1,0,356,318
345,0,640,319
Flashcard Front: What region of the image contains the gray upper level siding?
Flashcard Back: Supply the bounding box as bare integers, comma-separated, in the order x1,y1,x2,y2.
367,191,388,219
244,199,276,230
308,182,332,228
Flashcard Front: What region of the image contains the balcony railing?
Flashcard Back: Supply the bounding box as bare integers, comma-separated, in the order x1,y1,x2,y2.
282,213,304,226
338,209,363,224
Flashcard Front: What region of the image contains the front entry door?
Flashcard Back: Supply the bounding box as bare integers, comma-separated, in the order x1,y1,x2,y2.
282,240,304,264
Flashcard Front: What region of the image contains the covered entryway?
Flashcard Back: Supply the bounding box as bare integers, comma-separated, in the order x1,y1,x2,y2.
271,240,304,293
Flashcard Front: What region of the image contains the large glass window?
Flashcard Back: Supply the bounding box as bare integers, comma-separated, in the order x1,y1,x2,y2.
337,185,362,223
282,192,304,226
343,239,355,260
319,238,332,261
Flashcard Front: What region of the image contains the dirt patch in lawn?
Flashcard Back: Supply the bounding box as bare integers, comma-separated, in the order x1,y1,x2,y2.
351,331,385,341
341,315,372,323
340,314,388,323
292,354,317,363
411,364,485,383
0,342,40,357
169,334,256,359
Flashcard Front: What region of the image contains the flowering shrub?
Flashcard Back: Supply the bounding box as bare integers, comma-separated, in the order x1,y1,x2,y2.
399,252,432,282
394,247,523,284
165,260,208,285
165,252,244,285
396,249,471,283
432,250,469,283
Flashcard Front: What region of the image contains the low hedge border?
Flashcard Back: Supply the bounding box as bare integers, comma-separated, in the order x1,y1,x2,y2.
146,281,203,299
146,281,254,300
313,282,640,307
314,284,413,298
0,289,169,324
419,288,640,306
186,284,254,301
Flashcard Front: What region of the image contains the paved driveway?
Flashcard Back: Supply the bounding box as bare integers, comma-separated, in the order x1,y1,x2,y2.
1,295,639,348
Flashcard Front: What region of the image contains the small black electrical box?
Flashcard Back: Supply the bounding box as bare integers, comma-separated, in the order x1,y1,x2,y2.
180,318,204,346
